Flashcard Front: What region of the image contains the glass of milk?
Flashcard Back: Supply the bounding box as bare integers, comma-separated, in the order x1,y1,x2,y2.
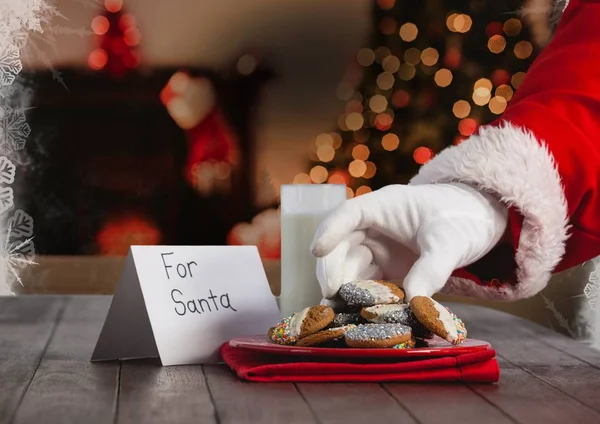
279,184,347,317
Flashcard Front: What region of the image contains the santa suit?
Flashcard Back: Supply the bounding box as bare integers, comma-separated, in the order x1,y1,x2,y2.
410,0,600,300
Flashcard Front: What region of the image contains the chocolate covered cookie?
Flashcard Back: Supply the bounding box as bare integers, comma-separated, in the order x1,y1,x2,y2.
296,325,353,347
269,305,335,345
339,280,405,307
409,296,467,345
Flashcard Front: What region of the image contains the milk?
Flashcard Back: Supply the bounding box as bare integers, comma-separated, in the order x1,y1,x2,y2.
278,184,346,318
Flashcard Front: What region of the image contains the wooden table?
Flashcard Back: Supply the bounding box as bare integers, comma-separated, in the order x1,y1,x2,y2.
2,296,600,424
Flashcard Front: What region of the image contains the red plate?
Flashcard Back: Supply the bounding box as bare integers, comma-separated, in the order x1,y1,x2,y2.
229,335,491,358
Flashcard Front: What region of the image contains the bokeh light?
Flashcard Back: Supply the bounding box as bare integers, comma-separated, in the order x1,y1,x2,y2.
458,118,478,136
380,17,397,35
399,22,418,42
488,35,507,53
514,41,533,59
293,173,312,184
91,16,110,35
376,72,395,90
496,84,514,101
434,68,453,87
392,89,410,107
381,133,400,151
357,48,375,66
452,100,471,118
105,0,123,12
511,71,526,89
348,160,367,178
317,145,336,162
310,166,328,183
503,18,522,36
346,112,365,131
421,48,439,66
363,161,377,179
404,48,421,65
369,94,388,113
88,48,108,70
489,96,508,114
356,186,373,196
382,56,401,73
413,147,434,164
398,63,416,81
352,144,370,161
472,87,491,106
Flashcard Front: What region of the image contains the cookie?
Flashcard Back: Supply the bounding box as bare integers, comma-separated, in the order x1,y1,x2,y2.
392,338,416,349
296,326,353,347
361,304,434,339
344,323,412,348
409,296,467,345
330,312,367,328
339,280,405,307
269,305,335,345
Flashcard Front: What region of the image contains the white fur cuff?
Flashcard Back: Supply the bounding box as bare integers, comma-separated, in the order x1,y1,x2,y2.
410,122,570,301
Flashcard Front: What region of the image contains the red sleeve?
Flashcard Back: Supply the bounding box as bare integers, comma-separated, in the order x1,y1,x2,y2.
409,0,600,301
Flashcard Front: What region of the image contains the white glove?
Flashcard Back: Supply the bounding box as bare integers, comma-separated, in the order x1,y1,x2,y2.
310,182,509,301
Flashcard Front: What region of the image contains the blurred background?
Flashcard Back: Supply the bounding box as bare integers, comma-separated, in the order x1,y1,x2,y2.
6,0,597,339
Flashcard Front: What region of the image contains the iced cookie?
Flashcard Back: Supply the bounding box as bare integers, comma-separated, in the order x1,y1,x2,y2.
339,280,405,307
360,304,434,339
344,323,412,348
409,296,467,345
296,325,353,347
269,305,335,345
392,338,416,349
330,312,367,328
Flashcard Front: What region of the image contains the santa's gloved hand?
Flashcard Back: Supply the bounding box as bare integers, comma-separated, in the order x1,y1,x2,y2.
310,182,509,301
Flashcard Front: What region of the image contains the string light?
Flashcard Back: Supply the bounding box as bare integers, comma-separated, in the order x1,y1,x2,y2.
404,48,421,65
489,96,507,114
421,48,439,66
496,84,514,101
503,18,522,36
356,186,373,196
352,144,371,160
357,48,375,66
452,100,471,118
514,41,533,59
348,160,367,178
382,56,400,73
391,89,410,107
399,22,418,42
413,147,434,164
376,72,395,90
434,68,453,87
346,112,364,131
369,95,388,113
458,118,477,136
331,133,343,149
381,133,400,151
352,144,370,160
293,173,312,184
310,166,328,183
488,35,506,53
91,16,110,35
364,161,377,178
380,17,397,35
511,72,526,89
398,63,416,81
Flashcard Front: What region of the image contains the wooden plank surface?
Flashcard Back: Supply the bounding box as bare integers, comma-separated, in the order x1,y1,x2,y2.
450,303,600,420
12,296,119,424
383,382,514,424
297,383,417,424
2,296,600,424
203,364,317,424
0,297,65,424
117,360,216,424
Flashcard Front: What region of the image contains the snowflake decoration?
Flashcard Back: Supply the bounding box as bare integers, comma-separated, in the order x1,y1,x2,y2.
0,106,31,155
585,267,600,311
0,43,23,87
2,209,36,290
17,0,44,33
0,156,15,213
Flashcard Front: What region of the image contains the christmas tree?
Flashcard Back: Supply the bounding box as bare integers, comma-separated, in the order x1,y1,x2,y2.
88,0,141,76
304,0,537,198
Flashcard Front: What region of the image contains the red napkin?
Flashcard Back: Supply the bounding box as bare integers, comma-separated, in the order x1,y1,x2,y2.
220,343,499,383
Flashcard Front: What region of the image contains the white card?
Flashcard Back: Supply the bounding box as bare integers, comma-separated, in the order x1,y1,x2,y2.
91,245,280,366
